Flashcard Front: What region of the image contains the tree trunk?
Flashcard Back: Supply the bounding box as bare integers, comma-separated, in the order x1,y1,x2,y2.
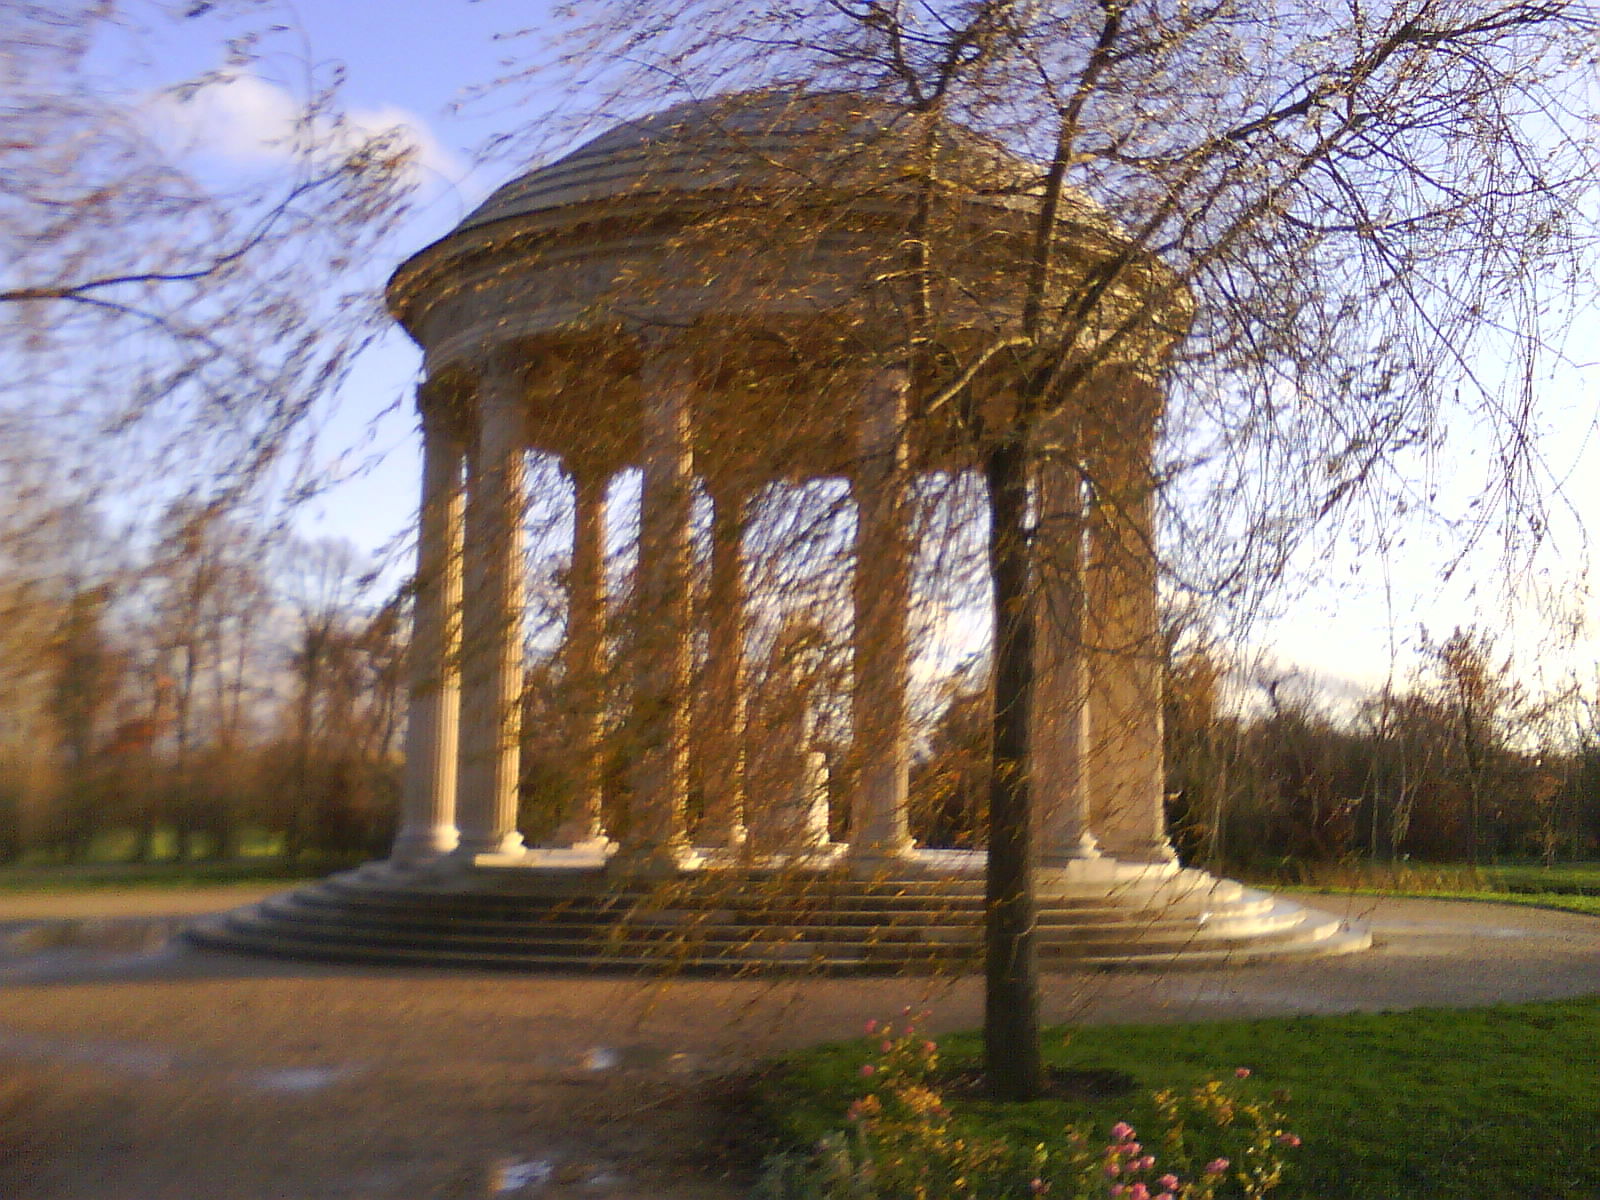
983,433,1043,1102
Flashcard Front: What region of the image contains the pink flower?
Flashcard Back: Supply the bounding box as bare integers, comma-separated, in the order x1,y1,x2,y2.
1154,1194,1174,1200
1159,1175,1180,1191
1127,1184,1150,1200
1029,1179,1050,1195
1205,1158,1230,1176
1109,1186,1125,1198
1277,1133,1302,1148
859,1064,876,1077
864,1019,878,1035
1234,1067,1251,1079
1105,1162,1122,1178
1135,1155,1155,1171
1110,1122,1136,1142
1123,1142,1142,1158
923,1040,937,1055
881,1040,893,1053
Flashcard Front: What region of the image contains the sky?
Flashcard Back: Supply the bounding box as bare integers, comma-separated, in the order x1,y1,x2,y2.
108,0,1600,707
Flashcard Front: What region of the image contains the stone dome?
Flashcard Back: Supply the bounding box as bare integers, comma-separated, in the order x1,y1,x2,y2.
385,90,1147,372
451,90,1038,236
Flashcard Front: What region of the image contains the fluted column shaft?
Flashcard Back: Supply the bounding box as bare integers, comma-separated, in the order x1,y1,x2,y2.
393,400,463,863
849,366,915,864
697,483,749,850
1030,409,1100,865
454,360,528,859
1084,372,1174,862
619,351,696,872
549,465,610,848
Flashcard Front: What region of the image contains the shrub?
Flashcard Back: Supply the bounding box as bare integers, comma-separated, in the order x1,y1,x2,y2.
758,1013,1299,1200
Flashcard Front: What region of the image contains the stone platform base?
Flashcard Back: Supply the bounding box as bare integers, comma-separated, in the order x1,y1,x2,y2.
186,849,1369,973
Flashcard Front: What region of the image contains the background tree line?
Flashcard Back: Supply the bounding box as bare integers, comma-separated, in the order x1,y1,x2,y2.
0,492,404,867
10,480,1597,876
912,622,1600,873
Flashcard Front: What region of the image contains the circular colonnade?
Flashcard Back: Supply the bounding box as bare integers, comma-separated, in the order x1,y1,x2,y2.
191,94,1370,970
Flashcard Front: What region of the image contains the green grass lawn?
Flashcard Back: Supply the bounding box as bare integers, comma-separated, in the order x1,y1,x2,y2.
1244,859,1600,919
760,998,1600,1199
1246,858,1600,897
1286,886,1600,919
1488,861,1600,894
0,859,336,892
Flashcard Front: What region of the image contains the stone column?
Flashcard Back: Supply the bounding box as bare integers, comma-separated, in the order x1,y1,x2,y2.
1030,409,1100,865
848,367,915,867
393,398,464,863
1084,371,1175,863
453,358,529,861
548,463,610,850
615,348,697,873
696,481,749,852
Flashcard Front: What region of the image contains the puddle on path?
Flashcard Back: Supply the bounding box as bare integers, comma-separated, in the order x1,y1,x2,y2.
492,1158,555,1192
0,1024,360,1094
4,917,182,955
487,1154,625,1194
570,1044,701,1073
245,1065,357,1093
577,1046,619,1071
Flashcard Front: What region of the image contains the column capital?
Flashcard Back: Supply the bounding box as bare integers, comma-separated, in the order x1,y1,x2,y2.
415,375,475,447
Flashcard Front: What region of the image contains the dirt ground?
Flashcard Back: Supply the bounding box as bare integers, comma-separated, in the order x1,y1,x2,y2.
0,888,1595,1199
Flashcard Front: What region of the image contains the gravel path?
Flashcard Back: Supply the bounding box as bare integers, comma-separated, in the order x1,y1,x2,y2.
0,889,1594,1199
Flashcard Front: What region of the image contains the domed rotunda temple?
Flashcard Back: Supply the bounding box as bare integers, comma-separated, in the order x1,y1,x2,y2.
193,93,1369,971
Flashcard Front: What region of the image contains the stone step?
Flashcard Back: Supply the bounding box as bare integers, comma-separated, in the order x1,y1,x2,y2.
230,918,1286,961
306,872,1254,919
320,866,1233,907
188,909,1367,974
263,893,1283,947
277,892,1275,934
260,890,1290,941
186,866,1370,974
215,898,1328,959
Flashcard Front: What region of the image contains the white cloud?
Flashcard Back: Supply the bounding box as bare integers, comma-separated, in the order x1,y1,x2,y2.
146,71,464,189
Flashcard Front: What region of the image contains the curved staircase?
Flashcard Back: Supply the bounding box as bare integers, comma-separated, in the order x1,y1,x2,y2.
186,853,1369,973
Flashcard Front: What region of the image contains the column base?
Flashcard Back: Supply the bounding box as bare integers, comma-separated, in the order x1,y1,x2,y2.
608,841,702,877
545,805,610,850
845,837,916,878
452,830,527,863
1038,832,1102,867
389,825,460,864
543,833,613,854
1095,838,1179,866
694,821,748,855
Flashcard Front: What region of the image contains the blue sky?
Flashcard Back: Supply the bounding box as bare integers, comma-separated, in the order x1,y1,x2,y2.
119,0,1600,703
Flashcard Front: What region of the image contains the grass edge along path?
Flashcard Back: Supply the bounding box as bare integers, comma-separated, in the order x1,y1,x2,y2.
756,997,1600,1200
0,860,345,893
1285,886,1600,919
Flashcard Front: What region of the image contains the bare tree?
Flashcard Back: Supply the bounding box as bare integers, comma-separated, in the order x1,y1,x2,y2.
489,0,1599,1098
0,2,422,864
1,1,415,528
1422,624,1569,864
